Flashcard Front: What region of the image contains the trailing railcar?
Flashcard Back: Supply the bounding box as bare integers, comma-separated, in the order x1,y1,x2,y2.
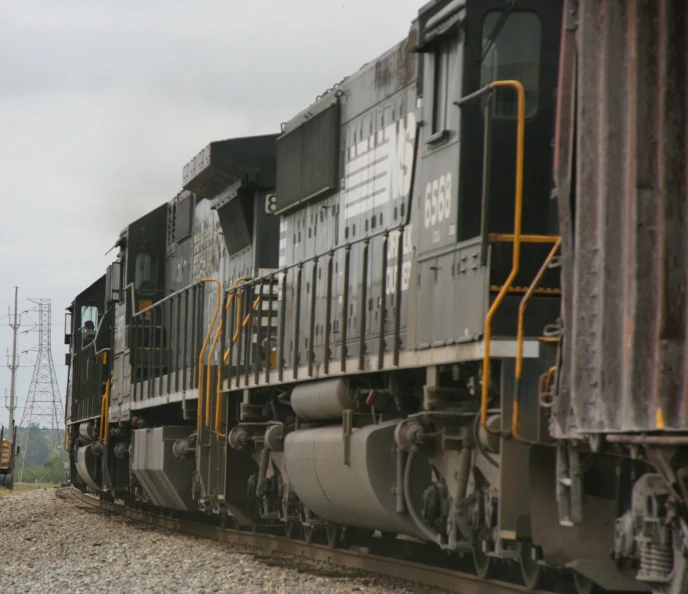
64,1,688,593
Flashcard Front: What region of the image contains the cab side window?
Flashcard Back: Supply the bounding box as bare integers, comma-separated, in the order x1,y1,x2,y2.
135,250,158,294
430,35,461,137
480,12,542,118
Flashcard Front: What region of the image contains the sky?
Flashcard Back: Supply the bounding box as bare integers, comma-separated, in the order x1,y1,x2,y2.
0,0,422,431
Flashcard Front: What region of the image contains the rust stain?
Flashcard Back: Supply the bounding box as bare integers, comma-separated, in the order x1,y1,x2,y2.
557,0,688,433
374,57,392,90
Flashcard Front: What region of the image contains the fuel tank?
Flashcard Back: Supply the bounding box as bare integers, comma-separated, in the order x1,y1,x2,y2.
284,420,430,539
290,379,351,421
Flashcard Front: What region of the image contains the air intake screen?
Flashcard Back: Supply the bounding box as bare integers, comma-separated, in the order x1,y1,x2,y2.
275,102,340,214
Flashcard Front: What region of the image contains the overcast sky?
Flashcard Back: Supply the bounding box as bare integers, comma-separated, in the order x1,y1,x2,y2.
0,0,422,431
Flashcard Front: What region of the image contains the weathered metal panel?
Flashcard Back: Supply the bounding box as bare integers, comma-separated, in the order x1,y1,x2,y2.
555,0,688,434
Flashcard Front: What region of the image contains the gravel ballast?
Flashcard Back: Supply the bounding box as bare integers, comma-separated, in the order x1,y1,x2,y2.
0,488,444,593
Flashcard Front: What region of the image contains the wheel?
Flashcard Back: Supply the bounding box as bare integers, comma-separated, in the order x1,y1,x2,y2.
4,474,13,491
520,541,558,590
473,543,506,580
326,525,340,549
219,515,232,529
304,524,316,543
303,524,325,544
285,521,303,540
573,571,602,594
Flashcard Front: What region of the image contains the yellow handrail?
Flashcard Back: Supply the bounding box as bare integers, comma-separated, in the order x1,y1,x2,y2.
480,80,526,437
488,233,559,244
196,278,222,440
215,294,262,439
204,278,244,428
100,375,112,444
512,238,561,443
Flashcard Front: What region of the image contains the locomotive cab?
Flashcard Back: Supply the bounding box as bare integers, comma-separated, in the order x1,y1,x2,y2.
412,0,563,348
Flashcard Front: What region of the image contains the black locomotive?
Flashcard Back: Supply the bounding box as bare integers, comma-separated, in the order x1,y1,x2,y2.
65,2,688,593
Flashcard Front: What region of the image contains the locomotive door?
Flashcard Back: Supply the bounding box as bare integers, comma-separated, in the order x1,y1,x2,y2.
458,0,563,242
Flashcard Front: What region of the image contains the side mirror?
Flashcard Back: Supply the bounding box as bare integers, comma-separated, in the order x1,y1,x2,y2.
64,311,73,344
15,446,20,457
65,353,71,366
106,261,122,303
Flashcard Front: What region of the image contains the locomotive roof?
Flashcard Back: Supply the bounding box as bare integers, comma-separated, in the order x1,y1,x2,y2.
280,29,417,136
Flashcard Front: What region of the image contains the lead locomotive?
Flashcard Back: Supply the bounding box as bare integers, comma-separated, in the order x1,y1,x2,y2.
64,2,688,592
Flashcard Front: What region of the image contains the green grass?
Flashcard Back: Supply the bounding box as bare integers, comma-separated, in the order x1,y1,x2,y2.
0,482,57,499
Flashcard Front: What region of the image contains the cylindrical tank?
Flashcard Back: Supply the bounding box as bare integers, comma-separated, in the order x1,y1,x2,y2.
290,379,351,421
78,421,96,442
76,445,101,491
284,420,431,539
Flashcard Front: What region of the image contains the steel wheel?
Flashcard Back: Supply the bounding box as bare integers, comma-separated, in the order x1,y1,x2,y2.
285,521,302,540
520,541,558,590
219,514,236,529
326,525,340,549
573,571,601,594
473,544,505,580
303,524,317,544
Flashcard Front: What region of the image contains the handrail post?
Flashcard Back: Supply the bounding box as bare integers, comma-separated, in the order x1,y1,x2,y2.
148,307,155,400
132,313,138,402
190,285,197,389
265,275,274,384
174,293,181,393
393,227,404,366
236,287,244,389
480,96,494,267
378,232,388,369
157,303,163,396
182,289,189,392
220,289,228,394
255,281,263,385
359,239,369,371
293,264,303,378
278,272,287,381
243,286,252,387
227,289,236,388
341,245,351,372
308,258,318,377
166,299,172,395
324,252,333,374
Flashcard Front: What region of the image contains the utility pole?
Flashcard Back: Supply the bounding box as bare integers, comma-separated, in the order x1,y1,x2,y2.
6,287,20,444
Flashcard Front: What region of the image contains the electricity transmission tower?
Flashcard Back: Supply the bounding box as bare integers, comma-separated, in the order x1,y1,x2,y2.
17,299,65,482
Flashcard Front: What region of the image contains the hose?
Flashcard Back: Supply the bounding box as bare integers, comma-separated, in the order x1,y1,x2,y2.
473,415,499,469
403,446,442,545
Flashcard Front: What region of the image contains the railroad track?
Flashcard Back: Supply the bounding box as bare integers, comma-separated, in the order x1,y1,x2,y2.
68,487,560,594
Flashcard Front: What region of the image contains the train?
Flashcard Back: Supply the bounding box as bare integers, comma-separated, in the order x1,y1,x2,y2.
0,424,16,490
63,1,688,592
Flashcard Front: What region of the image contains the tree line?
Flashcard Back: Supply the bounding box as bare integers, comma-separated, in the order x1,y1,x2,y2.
13,425,67,484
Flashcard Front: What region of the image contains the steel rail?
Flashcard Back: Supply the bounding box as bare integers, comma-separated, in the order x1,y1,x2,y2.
68,487,552,594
